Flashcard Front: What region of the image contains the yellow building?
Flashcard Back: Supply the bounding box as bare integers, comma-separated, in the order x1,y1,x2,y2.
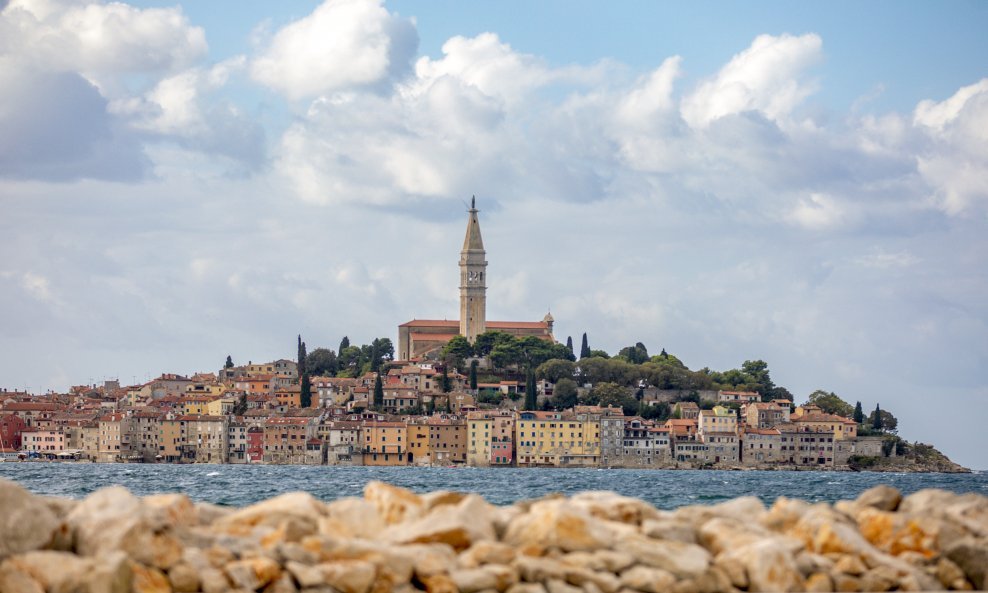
792,410,858,440
467,414,493,467
206,397,236,417
362,421,407,466
698,406,738,436
407,422,431,465
159,418,186,462
515,411,600,467
179,396,213,415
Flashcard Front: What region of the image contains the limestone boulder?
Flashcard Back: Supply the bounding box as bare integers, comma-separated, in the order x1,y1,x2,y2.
944,536,988,590
697,516,775,555
0,479,59,558
460,540,517,567
386,493,497,550
504,499,630,552
364,481,425,525
614,534,711,578
618,566,677,593
224,555,282,590
855,485,902,512
317,559,378,593
717,538,805,593
2,549,132,593
212,491,326,536
640,517,698,544
568,491,662,525
674,496,767,527
321,497,385,539
761,497,812,533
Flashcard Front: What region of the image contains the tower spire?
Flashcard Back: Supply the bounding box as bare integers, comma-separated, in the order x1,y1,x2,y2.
460,196,487,342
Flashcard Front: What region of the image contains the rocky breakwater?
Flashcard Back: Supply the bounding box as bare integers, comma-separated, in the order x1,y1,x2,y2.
1,479,987,593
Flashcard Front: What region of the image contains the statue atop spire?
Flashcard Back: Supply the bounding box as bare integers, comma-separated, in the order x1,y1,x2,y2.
462,196,485,252
471,195,476,210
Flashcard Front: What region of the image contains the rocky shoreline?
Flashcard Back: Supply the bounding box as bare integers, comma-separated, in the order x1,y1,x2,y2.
1,479,986,593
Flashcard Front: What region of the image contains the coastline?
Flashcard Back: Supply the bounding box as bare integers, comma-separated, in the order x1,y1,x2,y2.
1,478,987,592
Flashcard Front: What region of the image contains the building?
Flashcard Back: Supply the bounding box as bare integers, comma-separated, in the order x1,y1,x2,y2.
397,199,555,360
362,421,407,466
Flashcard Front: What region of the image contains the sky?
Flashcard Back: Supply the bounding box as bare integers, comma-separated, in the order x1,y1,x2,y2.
1,0,986,469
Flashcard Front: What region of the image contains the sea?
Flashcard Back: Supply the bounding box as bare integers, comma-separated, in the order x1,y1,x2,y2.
2,464,987,509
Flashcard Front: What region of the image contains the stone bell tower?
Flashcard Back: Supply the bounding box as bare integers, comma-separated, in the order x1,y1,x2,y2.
459,196,487,343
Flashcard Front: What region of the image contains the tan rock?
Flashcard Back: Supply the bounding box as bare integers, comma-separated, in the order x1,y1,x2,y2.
514,555,569,583
214,491,325,534
832,555,867,576
265,572,299,593
936,557,967,589
168,562,200,593
505,500,626,552
719,538,805,592
451,566,516,593
944,536,988,590
276,542,318,565
794,552,833,577
3,550,92,591
614,534,710,578
640,518,698,544
0,563,44,593
226,556,282,590
676,496,767,527
560,551,634,574
460,541,517,567
561,565,618,593
199,567,230,593
0,479,59,558
422,490,468,510
506,584,547,593
387,494,497,550
618,566,676,593
546,578,583,593
855,507,940,558
422,573,459,593
145,493,198,527
195,501,233,524
410,543,458,578
830,573,860,592
87,552,134,593
804,572,833,593
697,516,773,555
761,497,812,533
859,565,899,592
317,559,377,593
287,560,325,588
568,491,662,525
855,486,901,512
321,497,385,540
713,557,747,589
365,481,425,525
132,563,172,593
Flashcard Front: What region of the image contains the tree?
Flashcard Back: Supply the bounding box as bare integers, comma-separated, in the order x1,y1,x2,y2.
741,360,776,399
552,378,579,410
469,360,478,390
224,355,234,369
373,375,384,409
872,403,883,430
297,335,307,371
474,331,514,357
640,401,669,421
806,390,854,418
441,366,451,393
232,393,247,415
617,342,649,364
300,373,312,408
535,359,576,383
566,336,574,358
441,335,473,369
853,401,864,424
524,371,537,410
590,382,637,414
339,336,350,355
588,349,610,359
306,348,339,376
580,333,590,359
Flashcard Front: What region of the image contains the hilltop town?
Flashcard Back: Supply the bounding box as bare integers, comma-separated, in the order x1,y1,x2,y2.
0,200,965,471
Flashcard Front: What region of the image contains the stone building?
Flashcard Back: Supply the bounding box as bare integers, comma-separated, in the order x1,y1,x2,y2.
397,199,555,360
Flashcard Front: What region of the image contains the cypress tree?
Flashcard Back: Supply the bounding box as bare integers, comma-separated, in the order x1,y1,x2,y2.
566,336,574,358
224,355,234,369
524,370,537,410
300,373,312,408
872,403,884,430
373,374,384,409
469,360,478,390
441,366,451,393
853,401,864,424
297,336,307,374
580,333,590,359
339,336,350,354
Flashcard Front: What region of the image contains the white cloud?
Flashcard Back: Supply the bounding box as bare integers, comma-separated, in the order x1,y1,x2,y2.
787,193,851,230
680,33,822,128
250,0,417,100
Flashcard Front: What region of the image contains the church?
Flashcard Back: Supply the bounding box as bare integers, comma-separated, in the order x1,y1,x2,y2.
397,198,555,361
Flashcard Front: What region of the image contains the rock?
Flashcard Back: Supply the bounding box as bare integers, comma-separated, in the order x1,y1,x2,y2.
855,507,940,558
713,557,747,589
364,481,425,525
697,516,773,555
460,541,517,567
804,572,833,592
855,486,902,512
546,578,583,593
144,493,199,527
316,559,377,593
936,557,969,589
421,573,459,593
199,567,231,593
560,551,634,574
505,500,626,552
944,536,988,590
858,565,899,592
831,555,867,576
615,534,710,578
450,566,518,593
387,494,497,550
761,497,812,533
0,479,59,558
321,497,385,539
168,562,200,592
195,501,234,524
830,573,861,592
409,543,458,578
214,491,325,535
266,572,300,593
422,490,468,510
506,584,547,593
718,538,805,592
640,518,698,544
515,555,570,582
675,496,767,527
3,550,102,592
132,563,172,593
568,491,662,525
0,562,44,593
794,552,833,577
225,556,282,590
618,566,676,593
288,560,327,588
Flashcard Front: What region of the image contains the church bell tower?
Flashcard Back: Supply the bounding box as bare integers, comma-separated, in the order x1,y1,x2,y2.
459,196,487,342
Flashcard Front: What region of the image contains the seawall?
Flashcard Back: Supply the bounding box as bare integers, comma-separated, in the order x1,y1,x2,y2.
0,478,985,592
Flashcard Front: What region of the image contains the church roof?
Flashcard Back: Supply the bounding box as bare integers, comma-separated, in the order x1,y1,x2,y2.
462,199,485,252
400,319,549,330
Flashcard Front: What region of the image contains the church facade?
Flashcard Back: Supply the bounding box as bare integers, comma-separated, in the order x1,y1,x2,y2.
397,198,554,361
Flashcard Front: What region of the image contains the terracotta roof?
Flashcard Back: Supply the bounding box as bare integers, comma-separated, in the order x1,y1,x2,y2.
400,320,549,330
409,332,459,342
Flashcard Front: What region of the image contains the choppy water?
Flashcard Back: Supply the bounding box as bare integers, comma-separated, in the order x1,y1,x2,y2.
1,463,985,508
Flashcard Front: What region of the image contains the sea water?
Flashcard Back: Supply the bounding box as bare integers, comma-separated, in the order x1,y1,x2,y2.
2,464,986,508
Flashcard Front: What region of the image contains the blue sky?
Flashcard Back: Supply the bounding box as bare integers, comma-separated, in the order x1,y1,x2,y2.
1,0,986,469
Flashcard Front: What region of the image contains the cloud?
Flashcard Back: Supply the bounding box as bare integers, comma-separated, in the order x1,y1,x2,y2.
680,33,822,128
250,0,417,101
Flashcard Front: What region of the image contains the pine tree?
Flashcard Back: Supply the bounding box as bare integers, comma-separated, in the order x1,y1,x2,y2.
300,373,312,408
224,355,234,369
580,333,590,359
373,374,384,409
524,371,537,410
469,360,478,390
566,336,574,357
853,401,864,424
872,403,884,430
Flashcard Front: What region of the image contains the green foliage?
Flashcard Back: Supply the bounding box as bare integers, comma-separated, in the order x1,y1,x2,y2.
300,373,312,408
853,401,864,424
588,349,609,359
589,382,637,415
639,401,669,421
648,350,686,368
580,333,590,359
306,348,339,376
523,371,537,411
373,375,383,409
474,331,515,357
477,390,502,405
806,390,854,417
869,406,898,434
469,360,478,390
872,403,884,430
441,335,473,368
617,342,649,364
441,366,451,393
551,378,578,410
566,336,574,358
231,393,247,416
339,336,350,355
536,359,576,383
224,355,234,369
